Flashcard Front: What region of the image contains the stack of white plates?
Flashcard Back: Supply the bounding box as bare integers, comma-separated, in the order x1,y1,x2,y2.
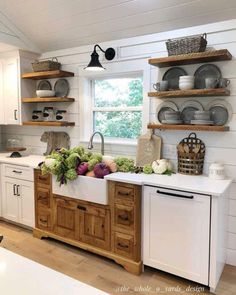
191,120,214,125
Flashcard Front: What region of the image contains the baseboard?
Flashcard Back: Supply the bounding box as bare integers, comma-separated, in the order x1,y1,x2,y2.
226,249,236,266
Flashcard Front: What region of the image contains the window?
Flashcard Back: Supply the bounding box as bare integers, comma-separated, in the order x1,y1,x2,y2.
92,75,143,139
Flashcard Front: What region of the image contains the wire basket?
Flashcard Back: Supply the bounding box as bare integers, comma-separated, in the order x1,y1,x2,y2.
32,57,61,72
177,133,205,175
166,33,207,56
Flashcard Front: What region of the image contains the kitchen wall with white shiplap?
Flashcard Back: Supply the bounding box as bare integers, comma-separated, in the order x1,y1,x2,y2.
2,19,236,266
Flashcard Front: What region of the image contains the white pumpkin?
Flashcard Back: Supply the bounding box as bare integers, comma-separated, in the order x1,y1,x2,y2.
152,159,168,174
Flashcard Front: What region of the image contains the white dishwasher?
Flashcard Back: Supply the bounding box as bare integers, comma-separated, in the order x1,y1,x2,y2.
143,185,211,285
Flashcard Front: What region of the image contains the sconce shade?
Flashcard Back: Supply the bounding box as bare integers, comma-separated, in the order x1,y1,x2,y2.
84,45,115,71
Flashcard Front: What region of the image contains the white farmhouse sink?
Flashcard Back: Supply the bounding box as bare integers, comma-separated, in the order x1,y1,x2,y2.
52,175,108,205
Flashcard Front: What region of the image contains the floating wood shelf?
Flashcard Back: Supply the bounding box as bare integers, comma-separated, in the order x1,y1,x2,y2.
149,49,232,68
22,97,75,103
148,88,230,98
148,123,229,132
22,70,74,80
22,121,75,127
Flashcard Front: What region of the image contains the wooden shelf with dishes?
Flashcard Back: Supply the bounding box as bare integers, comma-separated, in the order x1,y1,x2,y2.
21,69,75,126
147,123,229,132
22,121,75,127
149,49,232,68
22,97,75,103
21,70,74,80
148,48,232,132
148,88,230,98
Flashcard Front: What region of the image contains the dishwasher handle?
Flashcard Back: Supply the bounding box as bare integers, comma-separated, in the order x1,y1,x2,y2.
156,190,194,199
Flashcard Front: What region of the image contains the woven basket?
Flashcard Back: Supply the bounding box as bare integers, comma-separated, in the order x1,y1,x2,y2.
166,33,207,56
177,133,205,175
32,57,61,72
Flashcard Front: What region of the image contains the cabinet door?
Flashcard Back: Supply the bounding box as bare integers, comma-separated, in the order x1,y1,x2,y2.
143,186,210,285
53,197,77,239
0,60,4,124
77,203,110,251
2,177,19,222
18,180,35,227
3,58,19,125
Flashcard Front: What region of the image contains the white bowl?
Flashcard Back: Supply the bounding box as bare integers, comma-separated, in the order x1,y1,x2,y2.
180,76,194,79
36,90,55,97
179,83,194,90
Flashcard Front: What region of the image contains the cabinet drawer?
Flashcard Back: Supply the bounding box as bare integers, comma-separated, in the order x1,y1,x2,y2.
35,170,51,186
114,203,134,231
36,187,51,209
3,164,33,181
114,184,134,203
37,211,51,231
114,232,134,259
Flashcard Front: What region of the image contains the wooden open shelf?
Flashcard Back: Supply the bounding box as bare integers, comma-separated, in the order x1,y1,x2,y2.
148,123,229,132
149,49,232,68
148,88,230,98
22,70,74,80
22,97,75,103
22,121,75,127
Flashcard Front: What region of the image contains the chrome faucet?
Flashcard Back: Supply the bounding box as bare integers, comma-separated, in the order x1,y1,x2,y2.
88,131,105,155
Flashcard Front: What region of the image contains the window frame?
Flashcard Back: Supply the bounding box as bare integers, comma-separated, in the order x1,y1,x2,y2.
79,58,150,145
91,74,143,140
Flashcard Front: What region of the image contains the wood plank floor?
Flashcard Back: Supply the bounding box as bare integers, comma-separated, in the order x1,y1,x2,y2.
0,221,235,295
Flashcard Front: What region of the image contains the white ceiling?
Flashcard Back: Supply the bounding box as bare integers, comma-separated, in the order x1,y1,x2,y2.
1,0,236,52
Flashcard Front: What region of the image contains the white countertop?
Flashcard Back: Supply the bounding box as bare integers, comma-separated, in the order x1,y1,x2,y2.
0,153,45,168
105,172,232,196
0,247,107,295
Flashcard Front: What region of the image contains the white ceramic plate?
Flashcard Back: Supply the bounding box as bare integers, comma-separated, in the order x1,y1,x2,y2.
180,100,204,124
156,101,178,123
206,99,232,125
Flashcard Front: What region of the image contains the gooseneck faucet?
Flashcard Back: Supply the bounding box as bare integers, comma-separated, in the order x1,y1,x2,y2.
88,131,105,155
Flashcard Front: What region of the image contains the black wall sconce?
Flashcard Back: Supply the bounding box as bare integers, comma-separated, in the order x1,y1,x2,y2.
84,44,116,71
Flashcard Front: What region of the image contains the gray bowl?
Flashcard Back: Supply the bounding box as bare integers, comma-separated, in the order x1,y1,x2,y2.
194,111,210,121
165,111,181,120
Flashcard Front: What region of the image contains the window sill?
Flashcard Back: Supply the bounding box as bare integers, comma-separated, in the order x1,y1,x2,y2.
80,138,137,147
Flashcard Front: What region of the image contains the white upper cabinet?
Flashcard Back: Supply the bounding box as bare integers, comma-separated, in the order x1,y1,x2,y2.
0,50,38,125
3,57,19,124
0,61,4,124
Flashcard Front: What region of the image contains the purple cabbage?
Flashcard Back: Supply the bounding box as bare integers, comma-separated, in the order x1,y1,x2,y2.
76,162,89,175
94,163,110,178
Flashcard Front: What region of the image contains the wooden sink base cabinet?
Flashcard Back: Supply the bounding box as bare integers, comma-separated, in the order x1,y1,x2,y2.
33,170,142,275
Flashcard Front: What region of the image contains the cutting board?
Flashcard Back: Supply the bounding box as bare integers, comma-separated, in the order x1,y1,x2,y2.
136,131,162,166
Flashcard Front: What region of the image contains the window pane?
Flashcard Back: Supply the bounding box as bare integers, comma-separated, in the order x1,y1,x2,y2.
94,77,143,107
93,111,142,139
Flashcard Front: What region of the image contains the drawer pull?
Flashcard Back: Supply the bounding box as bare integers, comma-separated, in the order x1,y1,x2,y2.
117,191,130,196
39,218,47,223
16,185,20,197
156,190,194,199
38,175,48,181
13,184,17,196
118,242,129,249
77,205,86,211
118,214,129,221
12,170,22,174
38,195,48,201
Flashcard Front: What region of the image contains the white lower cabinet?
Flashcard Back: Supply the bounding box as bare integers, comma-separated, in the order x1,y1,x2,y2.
1,164,35,227
143,186,211,285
